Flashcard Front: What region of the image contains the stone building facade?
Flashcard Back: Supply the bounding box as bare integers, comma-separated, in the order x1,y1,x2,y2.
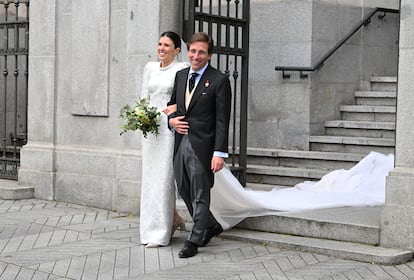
16,0,414,251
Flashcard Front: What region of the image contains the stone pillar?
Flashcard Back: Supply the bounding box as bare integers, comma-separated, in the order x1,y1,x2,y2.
380,0,414,249
18,0,57,200
160,0,182,34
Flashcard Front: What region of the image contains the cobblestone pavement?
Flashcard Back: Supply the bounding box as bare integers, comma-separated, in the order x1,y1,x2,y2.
0,199,413,280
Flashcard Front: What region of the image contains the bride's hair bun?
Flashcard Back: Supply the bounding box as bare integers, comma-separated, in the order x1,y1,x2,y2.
160,31,182,52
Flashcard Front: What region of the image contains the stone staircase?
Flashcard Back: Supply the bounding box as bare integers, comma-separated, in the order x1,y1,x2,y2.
245,76,396,190
218,76,413,264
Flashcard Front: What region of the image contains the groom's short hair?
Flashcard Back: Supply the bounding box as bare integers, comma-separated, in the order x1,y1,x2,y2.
189,32,214,54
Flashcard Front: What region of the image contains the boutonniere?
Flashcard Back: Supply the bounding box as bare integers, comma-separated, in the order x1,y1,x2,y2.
204,80,210,87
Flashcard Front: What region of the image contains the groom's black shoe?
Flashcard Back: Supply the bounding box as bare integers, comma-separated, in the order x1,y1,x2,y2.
178,241,198,258
201,223,223,247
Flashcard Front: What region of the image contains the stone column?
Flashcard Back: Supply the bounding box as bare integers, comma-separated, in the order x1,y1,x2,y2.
160,0,182,34
18,0,57,199
380,0,414,249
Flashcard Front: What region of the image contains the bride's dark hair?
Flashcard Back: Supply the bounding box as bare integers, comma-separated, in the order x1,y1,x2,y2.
160,31,182,51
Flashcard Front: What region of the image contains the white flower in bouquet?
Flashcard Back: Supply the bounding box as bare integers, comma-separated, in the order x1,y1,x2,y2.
120,98,161,138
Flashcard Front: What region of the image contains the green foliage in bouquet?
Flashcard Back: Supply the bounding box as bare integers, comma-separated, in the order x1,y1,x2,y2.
120,98,161,138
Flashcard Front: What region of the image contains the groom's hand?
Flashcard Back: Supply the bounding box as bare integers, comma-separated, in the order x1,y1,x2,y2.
169,115,189,134
211,156,224,173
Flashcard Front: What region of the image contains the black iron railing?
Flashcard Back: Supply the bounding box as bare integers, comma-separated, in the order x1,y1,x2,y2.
0,0,29,179
184,0,250,186
275,7,399,79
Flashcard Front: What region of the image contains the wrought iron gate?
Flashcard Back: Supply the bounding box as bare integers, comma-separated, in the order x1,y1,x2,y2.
183,0,249,185
0,0,29,179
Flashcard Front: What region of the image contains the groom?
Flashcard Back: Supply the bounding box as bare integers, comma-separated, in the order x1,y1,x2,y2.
168,32,232,258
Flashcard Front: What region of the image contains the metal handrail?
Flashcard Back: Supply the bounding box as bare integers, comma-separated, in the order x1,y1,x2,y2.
274,7,399,79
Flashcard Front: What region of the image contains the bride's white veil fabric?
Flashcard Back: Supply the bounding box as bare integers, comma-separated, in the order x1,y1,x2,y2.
211,151,394,230
177,39,190,64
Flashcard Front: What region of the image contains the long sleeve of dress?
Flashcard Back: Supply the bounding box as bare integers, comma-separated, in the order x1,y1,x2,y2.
141,63,151,100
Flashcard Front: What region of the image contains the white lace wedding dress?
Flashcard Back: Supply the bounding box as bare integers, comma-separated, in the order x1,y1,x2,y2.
210,151,394,230
139,60,188,246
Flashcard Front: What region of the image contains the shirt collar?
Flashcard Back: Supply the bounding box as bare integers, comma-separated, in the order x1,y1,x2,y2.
189,63,209,77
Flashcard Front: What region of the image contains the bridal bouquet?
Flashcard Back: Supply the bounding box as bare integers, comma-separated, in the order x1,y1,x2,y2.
120,98,161,138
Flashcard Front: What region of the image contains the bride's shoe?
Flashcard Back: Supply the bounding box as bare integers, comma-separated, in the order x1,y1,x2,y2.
173,218,186,231
171,211,186,237
146,243,160,248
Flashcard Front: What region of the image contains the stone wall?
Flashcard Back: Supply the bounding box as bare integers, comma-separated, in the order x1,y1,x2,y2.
308,3,399,136
247,0,399,149
18,0,181,214
248,0,312,149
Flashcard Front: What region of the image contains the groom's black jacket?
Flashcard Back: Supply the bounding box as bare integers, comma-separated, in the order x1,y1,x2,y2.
168,65,232,176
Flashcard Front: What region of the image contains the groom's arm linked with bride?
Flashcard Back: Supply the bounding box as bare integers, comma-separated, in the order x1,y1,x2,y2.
167,32,232,258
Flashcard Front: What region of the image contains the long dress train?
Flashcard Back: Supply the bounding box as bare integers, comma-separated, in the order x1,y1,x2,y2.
210,151,394,230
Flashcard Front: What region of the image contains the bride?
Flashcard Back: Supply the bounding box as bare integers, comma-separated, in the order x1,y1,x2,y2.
139,31,189,248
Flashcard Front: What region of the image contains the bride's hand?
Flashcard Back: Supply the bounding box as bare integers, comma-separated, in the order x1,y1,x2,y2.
162,104,177,115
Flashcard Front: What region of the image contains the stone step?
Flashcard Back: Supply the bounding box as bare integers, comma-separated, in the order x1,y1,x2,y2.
246,165,327,186
228,205,412,265
309,135,395,154
237,206,381,245
370,76,397,92
222,229,413,265
354,91,396,106
245,182,288,192
325,120,395,138
340,105,396,113
340,105,396,121
240,148,364,170
325,120,395,130
233,150,367,187
370,76,397,83
354,91,396,98
178,201,382,245
0,179,34,200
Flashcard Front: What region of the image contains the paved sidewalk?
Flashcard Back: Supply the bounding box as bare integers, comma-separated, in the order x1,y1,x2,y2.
0,199,413,279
